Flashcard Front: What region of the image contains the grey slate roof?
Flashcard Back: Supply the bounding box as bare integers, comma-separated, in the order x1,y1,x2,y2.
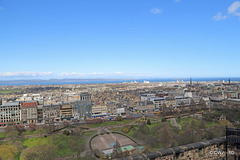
1,101,20,106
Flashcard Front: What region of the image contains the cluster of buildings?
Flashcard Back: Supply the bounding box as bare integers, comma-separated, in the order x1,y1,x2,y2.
1,79,240,127
0,92,92,126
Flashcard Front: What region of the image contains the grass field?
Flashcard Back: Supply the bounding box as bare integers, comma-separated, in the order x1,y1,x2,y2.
126,117,217,138
110,127,122,131
23,134,85,157
206,121,217,127
0,89,21,94
126,127,134,137
24,130,41,135
87,119,133,128
23,137,49,148
83,130,94,136
178,117,217,129
0,133,6,138
147,121,161,130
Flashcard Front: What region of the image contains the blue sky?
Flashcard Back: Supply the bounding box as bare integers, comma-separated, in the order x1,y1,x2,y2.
0,0,240,79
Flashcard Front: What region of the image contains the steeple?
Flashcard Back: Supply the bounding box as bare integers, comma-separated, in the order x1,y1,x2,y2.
229,78,231,85
190,78,192,87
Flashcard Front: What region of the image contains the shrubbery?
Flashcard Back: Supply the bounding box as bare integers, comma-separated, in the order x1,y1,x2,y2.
122,125,132,133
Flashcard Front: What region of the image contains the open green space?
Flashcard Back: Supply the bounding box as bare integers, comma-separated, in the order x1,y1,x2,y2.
87,119,133,128
23,134,85,157
147,121,161,130
0,132,5,138
24,129,41,135
126,127,134,137
110,127,122,131
0,89,21,94
83,130,94,136
23,137,49,148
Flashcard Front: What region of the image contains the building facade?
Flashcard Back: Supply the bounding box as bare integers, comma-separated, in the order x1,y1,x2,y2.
21,101,38,124
43,104,60,123
60,102,73,121
0,101,21,126
76,92,92,119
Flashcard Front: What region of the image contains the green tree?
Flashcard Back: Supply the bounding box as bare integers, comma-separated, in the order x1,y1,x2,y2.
6,130,19,143
71,126,84,159
0,145,18,160
117,116,123,121
147,119,151,125
157,122,174,148
199,120,207,129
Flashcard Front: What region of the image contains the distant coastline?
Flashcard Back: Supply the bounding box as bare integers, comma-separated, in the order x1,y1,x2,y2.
0,77,240,86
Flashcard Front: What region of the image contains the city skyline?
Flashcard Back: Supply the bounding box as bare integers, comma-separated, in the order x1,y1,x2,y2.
1,0,240,79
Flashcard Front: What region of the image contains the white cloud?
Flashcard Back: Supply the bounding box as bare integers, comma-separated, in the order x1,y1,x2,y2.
213,1,240,21
60,72,105,77
150,8,162,15
212,12,227,21
228,1,240,16
0,72,53,77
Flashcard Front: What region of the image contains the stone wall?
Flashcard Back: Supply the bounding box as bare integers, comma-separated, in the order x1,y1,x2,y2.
117,137,229,160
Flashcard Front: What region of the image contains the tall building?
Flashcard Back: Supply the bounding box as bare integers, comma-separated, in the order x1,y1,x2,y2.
43,103,60,123
91,105,107,118
21,101,38,124
76,92,92,119
0,101,21,126
60,102,73,121
190,78,192,87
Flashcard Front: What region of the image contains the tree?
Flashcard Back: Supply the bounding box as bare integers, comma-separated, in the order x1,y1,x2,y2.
16,124,25,134
199,98,207,109
190,99,197,111
63,129,71,136
6,130,19,143
38,127,46,137
21,148,38,160
0,147,14,160
147,119,151,125
37,144,56,160
47,119,56,134
158,122,174,148
117,116,123,121
0,145,18,160
70,126,84,159
28,123,37,132
5,120,15,134
122,127,129,133
199,120,207,129
139,123,150,135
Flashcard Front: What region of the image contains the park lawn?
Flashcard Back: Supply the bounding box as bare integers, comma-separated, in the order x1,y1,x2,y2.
206,121,217,128
150,143,163,151
23,135,85,157
23,137,50,148
127,128,134,137
83,130,94,136
24,130,41,135
0,89,21,94
110,127,122,132
54,135,85,157
178,117,193,126
87,119,133,128
0,132,5,138
147,121,161,130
